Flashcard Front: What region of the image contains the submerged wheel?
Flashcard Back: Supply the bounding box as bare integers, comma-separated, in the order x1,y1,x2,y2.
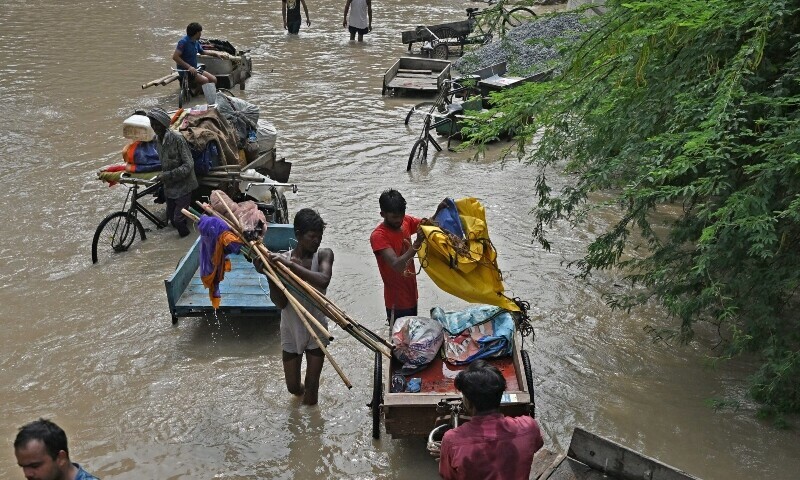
432,43,449,60
91,211,146,264
407,138,428,171
371,350,383,439
503,7,536,31
521,349,536,418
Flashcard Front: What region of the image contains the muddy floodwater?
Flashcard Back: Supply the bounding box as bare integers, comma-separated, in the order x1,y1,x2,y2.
0,0,798,478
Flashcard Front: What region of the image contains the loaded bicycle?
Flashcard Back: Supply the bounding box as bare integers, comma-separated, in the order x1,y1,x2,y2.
403,78,480,170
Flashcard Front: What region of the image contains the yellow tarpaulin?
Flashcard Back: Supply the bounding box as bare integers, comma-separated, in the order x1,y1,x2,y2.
419,197,520,312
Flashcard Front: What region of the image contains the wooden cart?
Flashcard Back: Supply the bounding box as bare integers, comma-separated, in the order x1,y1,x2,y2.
382,57,452,96
370,334,535,439
164,223,295,324
401,20,476,59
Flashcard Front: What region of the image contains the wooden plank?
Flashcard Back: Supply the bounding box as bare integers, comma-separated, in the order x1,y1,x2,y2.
164,237,201,318
387,78,439,91
397,57,450,73
466,62,507,80
532,450,567,480
543,457,607,480
567,428,702,480
395,72,434,78
398,68,433,74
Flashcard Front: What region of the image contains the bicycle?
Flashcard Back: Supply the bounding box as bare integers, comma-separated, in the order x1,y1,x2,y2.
404,77,482,170
91,176,167,264
174,65,206,108
466,0,537,45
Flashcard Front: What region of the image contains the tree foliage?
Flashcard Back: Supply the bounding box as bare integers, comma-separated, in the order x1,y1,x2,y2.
464,0,800,417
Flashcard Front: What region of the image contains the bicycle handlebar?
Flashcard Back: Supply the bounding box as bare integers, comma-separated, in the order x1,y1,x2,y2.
118,175,159,187
171,65,206,74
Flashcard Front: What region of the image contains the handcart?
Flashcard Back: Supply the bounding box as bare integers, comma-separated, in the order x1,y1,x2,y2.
401,20,478,60
382,57,452,96
369,329,535,439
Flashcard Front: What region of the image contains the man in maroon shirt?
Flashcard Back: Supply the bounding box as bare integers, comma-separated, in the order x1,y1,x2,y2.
439,360,544,480
370,189,446,322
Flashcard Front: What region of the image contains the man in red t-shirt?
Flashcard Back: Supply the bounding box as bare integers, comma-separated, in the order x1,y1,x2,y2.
370,189,444,321
438,360,544,480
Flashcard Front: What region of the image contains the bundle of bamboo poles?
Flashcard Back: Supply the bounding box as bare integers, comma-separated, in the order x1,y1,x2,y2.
141,73,179,90
182,191,393,389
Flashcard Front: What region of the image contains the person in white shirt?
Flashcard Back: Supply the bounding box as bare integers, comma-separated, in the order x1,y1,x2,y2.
343,0,372,41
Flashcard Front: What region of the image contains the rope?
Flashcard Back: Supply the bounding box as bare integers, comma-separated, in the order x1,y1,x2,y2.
512,297,534,340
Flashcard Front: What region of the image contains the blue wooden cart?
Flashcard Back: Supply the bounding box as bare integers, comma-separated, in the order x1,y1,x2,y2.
164,223,295,324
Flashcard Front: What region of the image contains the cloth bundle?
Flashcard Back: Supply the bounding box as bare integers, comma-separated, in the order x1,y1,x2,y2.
122,140,161,173
431,305,515,365
198,216,243,309
209,189,267,241
216,93,259,147
179,108,242,166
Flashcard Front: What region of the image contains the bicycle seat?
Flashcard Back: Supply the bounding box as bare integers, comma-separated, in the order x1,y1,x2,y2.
466,7,478,14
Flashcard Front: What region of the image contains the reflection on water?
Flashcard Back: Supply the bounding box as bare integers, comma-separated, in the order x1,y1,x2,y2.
0,0,798,478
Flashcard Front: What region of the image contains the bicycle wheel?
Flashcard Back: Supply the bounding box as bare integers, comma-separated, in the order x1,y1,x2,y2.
503,7,536,30
371,350,383,439
404,102,436,125
91,211,146,264
177,77,188,108
407,138,428,171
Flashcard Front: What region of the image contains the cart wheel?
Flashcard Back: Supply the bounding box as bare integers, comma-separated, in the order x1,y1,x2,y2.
404,102,436,126
371,350,383,439
407,138,428,171
91,211,146,264
171,315,178,325
432,43,449,60
503,7,536,32
521,349,536,418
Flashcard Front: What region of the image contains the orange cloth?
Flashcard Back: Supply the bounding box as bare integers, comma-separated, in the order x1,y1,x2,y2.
122,141,140,164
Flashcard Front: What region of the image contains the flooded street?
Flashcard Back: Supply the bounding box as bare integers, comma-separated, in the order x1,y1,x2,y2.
0,0,798,478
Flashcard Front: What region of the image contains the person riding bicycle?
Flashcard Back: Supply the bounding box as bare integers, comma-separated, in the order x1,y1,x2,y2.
172,22,224,87
147,107,198,238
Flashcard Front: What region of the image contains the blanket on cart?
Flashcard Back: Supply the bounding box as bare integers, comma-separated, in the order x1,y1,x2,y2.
431,305,514,365
178,108,243,167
